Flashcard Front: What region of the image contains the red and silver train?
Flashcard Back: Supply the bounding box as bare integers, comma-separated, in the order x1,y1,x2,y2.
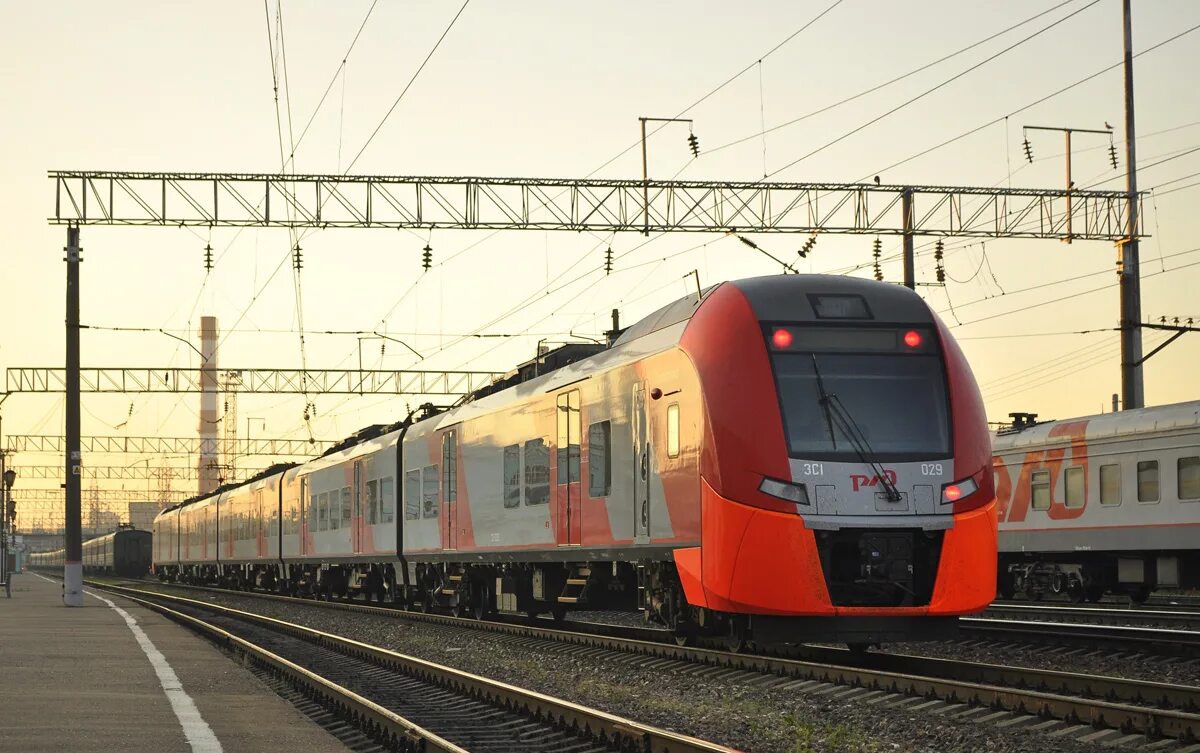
995,401,1200,602
154,274,997,646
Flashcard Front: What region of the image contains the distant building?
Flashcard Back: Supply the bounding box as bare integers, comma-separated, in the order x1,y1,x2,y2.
127,501,161,531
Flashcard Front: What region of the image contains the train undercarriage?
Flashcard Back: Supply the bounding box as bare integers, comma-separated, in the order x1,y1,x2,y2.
155,551,956,649
998,551,1200,603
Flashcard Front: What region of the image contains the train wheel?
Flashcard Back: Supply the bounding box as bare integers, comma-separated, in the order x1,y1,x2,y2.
673,630,695,647
1129,586,1151,606
453,581,473,619
1085,586,1105,603
550,603,568,623
722,618,748,653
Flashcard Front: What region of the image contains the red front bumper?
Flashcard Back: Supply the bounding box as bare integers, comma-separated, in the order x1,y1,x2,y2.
672,478,997,616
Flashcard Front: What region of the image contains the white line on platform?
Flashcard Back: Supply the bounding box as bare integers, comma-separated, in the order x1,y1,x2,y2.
33,574,224,753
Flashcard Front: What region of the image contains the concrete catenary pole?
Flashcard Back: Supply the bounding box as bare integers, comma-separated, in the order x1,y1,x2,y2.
1119,0,1144,409
64,225,84,606
197,317,220,494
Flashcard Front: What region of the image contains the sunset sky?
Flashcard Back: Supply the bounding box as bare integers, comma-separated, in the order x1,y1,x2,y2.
2,0,1197,526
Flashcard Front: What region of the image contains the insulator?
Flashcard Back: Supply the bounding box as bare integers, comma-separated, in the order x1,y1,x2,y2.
604,246,613,274
292,243,303,271
1109,143,1119,170
936,267,946,283
203,243,213,272
934,239,944,262
1022,137,1034,164
872,238,882,259
422,243,433,271
873,262,883,282
381,342,386,355
687,132,700,158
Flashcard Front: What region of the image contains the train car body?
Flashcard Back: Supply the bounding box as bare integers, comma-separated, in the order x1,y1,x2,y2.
994,401,1200,601
154,274,996,646
30,528,153,577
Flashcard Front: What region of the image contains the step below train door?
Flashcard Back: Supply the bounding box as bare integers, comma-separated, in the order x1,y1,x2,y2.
633,384,650,544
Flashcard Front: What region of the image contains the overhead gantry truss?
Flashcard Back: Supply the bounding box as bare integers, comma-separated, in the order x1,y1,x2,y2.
12,464,268,482
5,367,504,395
4,434,334,455
49,170,1139,240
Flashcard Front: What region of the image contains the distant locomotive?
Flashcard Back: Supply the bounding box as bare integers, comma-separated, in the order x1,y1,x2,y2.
154,274,997,647
29,527,153,578
994,401,1200,602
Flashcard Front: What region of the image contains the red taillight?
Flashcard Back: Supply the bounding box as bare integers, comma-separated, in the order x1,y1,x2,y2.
943,484,962,501
903,330,922,348
772,328,793,348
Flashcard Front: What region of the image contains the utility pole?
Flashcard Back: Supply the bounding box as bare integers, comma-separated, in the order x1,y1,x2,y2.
1120,0,1144,410
1021,125,1114,243
901,188,915,290
64,225,83,606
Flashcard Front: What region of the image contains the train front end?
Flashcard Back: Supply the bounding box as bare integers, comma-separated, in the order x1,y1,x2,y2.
676,275,995,646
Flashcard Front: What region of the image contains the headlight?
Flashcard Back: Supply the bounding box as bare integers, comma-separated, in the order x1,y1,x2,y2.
941,477,978,504
759,477,811,506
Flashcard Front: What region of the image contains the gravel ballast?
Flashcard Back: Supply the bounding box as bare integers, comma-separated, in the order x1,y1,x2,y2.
119,585,1152,753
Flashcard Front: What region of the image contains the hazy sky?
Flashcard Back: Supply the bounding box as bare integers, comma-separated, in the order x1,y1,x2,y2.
2,1,1198,524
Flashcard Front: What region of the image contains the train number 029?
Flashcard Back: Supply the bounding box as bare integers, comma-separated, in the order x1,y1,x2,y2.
801,463,825,476
920,463,944,476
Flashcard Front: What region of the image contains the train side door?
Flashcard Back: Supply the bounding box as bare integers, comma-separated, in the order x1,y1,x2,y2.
633,385,651,543
352,460,363,553
299,476,309,556
442,429,458,551
556,390,583,545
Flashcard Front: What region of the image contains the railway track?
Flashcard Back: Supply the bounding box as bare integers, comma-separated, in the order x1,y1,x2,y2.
92,582,738,753
110,579,1200,745
984,602,1200,631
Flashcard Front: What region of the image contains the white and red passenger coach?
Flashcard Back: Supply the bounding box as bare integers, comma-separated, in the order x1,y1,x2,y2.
154,274,997,646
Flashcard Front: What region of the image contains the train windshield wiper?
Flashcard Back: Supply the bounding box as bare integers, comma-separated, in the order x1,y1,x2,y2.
810,354,838,450
811,356,903,503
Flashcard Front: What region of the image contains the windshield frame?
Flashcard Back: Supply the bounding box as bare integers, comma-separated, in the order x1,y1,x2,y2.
764,322,954,462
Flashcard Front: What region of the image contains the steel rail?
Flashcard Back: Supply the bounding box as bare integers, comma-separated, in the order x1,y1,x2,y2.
985,602,1200,629
961,616,1200,656
94,582,741,753
107,588,470,753
117,579,1200,741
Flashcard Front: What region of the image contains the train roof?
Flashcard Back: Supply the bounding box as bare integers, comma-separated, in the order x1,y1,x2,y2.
992,400,1200,452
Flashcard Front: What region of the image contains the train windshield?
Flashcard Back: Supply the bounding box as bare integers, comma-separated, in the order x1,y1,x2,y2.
767,326,951,460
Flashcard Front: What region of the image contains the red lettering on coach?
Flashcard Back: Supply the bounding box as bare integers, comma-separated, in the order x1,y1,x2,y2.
996,420,1090,523
850,469,898,492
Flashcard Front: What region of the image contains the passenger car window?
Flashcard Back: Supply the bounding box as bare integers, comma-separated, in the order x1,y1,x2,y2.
405,470,421,520
1179,457,1200,501
380,477,395,522
524,438,550,505
366,480,378,524
503,444,521,509
1138,460,1159,503
1064,467,1084,508
341,487,352,526
1031,470,1050,511
588,421,611,497
422,465,440,518
1099,464,1121,506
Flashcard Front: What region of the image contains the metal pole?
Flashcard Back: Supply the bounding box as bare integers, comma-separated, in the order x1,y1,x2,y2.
64,225,83,606
901,188,915,290
640,118,649,236
1120,0,1144,410
1064,129,1073,244
1,450,7,589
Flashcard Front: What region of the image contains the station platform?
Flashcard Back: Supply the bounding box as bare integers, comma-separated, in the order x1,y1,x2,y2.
0,571,352,753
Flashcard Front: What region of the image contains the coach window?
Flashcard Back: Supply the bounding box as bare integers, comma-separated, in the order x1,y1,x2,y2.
588,421,611,497
1064,467,1084,508
366,479,379,524
318,492,329,530
422,464,440,518
381,477,395,522
1179,457,1200,501
443,431,458,505
329,489,341,531
525,438,550,505
405,470,421,520
503,444,522,508
309,493,318,532
1030,470,1050,511
1138,460,1160,503
341,487,352,527
667,403,680,458
1099,464,1121,506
